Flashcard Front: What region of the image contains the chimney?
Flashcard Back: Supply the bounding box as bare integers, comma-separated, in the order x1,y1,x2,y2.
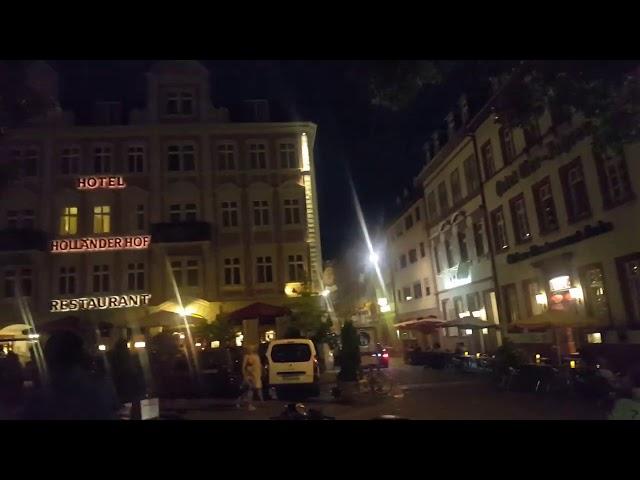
445,112,455,140
423,142,432,164
432,131,440,153
243,99,270,122
459,94,469,125
489,77,500,95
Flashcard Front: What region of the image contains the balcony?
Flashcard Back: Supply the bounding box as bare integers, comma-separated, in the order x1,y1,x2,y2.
0,229,48,252
150,222,211,243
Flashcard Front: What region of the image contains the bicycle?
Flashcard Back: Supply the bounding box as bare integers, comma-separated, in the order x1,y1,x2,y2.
359,366,393,396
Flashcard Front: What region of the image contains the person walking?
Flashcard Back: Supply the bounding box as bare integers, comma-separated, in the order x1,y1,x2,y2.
237,345,263,411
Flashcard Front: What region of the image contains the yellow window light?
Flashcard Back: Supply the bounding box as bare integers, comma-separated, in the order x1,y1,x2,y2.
211,341,220,349
134,341,146,349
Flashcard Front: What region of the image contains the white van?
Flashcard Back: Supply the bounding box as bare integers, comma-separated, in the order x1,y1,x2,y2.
266,339,320,397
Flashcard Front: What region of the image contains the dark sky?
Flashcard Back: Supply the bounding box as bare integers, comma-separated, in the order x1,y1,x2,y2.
51,60,515,260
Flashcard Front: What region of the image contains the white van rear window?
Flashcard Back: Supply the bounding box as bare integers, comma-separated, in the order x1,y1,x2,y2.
271,344,311,363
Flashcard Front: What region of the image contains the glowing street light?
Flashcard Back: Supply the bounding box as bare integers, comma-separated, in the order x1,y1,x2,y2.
369,251,379,265
321,289,330,297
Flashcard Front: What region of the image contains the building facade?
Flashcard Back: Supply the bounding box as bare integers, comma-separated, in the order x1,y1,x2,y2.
416,100,501,354
385,193,439,350
481,105,640,356
0,61,323,353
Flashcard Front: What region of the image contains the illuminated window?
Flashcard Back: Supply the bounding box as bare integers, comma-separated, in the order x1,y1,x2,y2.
224,258,242,285
166,92,193,115
93,145,112,173
59,207,78,236
490,207,509,251
249,143,267,169
253,200,270,227
279,143,298,169
580,265,610,323
287,255,305,282
283,199,301,225
59,266,77,295
127,263,145,291
256,256,273,283
587,332,602,344
93,206,111,234
218,143,236,170
167,144,196,172
60,146,80,175
509,194,532,243
127,145,145,173
222,201,239,227
403,286,411,301
92,265,110,293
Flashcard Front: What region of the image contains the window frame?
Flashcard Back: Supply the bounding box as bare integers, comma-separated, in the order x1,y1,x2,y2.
93,205,111,234
509,193,532,244
490,206,509,253
248,142,268,170
287,254,306,282
279,142,298,169
532,176,560,235
217,142,237,171
450,168,462,205
256,256,274,284
481,140,495,180
559,156,592,224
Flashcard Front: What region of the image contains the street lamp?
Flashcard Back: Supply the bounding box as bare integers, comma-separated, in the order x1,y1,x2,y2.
369,251,379,265
321,289,330,297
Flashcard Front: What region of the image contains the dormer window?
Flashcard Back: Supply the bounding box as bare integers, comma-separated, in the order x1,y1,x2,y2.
166,92,194,116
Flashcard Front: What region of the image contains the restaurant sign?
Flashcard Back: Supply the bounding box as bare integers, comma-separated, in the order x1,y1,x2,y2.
77,176,126,190
50,293,152,312
51,235,151,253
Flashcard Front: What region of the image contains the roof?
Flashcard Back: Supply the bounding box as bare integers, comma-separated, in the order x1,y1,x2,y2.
149,60,209,76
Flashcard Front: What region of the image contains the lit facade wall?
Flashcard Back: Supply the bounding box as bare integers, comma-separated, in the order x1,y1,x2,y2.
481,108,640,343
0,63,322,340
418,131,499,352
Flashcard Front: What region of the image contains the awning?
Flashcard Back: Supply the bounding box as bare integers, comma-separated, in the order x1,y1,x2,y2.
395,316,444,332
442,317,499,329
513,309,604,330
227,302,291,324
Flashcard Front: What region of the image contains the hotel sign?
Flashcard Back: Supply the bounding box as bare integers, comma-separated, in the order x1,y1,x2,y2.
51,235,151,253
77,176,126,190
50,293,151,312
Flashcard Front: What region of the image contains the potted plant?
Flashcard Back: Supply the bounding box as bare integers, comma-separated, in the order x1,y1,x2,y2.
336,320,361,402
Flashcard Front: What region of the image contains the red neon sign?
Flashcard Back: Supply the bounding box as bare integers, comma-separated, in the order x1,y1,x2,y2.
51,235,151,253
77,176,126,190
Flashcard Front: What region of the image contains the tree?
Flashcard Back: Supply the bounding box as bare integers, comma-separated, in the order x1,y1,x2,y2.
0,61,55,190
492,61,640,155
287,292,332,343
337,320,360,382
194,317,236,347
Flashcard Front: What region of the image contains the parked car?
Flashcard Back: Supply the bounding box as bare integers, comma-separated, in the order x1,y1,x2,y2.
266,339,320,399
198,348,243,398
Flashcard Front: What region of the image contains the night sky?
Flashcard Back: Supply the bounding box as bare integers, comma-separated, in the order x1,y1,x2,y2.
51,60,516,260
